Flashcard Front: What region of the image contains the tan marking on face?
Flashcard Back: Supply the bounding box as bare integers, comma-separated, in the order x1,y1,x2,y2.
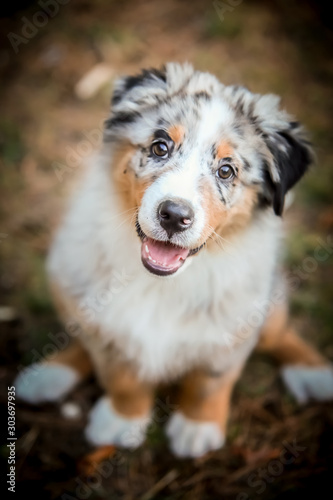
168,124,185,145
111,143,156,212
216,141,234,160
198,178,259,250
198,179,225,247
215,186,259,240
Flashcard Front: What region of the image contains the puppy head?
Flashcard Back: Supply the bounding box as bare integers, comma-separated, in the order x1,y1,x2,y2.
104,63,313,277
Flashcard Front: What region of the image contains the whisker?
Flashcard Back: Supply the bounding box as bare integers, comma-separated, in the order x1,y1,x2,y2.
206,225,234,255
108,207,138,222
112,211,138,232
207,224,232,245
130,207,140,226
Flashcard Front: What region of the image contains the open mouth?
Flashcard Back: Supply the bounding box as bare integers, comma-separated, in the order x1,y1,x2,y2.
136,221,204,276
142,237,190,276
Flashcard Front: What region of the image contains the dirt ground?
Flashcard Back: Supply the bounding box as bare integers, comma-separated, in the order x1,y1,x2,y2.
0,1,333,499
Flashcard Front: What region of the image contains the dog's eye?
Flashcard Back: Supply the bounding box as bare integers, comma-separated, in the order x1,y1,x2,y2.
217,164,235,180
151,141,169,158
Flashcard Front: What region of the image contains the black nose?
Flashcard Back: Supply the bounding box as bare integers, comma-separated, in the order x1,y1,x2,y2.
157,200,194,238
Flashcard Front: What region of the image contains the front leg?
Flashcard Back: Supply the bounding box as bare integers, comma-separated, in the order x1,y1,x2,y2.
85,360,154,449
166,368,242,458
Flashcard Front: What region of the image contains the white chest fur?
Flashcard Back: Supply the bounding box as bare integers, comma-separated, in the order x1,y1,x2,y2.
47,164,282,381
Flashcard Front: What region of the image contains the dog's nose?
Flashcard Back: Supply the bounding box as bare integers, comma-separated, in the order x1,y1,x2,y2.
157,200,194,238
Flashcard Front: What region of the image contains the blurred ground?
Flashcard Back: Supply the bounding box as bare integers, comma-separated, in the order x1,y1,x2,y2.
0,0,333,499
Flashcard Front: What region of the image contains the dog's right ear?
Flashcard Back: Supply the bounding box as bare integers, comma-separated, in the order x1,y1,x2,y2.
104,63,198,140
112,68,167,107
104,68,167,136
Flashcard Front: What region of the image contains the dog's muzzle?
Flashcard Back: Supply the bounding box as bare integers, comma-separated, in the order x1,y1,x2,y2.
136,218,205,277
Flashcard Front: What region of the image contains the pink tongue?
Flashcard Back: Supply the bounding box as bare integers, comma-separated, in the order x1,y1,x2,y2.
143,238,189,268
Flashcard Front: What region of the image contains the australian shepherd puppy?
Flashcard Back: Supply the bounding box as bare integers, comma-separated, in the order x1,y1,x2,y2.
16,63,333,457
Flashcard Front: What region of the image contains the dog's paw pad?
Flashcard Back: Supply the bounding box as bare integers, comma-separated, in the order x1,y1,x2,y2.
281,365,333,404
15,363,80,404
166,411,225,458
85,396,151,448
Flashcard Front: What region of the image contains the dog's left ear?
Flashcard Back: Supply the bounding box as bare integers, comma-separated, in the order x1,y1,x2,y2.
261,120,313,216
252,94,313,216
229,88,314,215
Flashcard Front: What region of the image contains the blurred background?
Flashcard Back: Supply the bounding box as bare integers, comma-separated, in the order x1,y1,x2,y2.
0,0,332,498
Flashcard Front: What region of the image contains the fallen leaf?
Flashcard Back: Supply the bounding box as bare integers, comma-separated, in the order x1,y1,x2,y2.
77,445,116,476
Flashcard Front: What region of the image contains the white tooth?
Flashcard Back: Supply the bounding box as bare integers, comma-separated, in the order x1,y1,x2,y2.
145,245,149,253
152,259,157,263
148,255,152,261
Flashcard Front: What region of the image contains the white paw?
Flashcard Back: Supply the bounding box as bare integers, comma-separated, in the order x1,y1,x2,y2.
85,396,151,448
14,363,80,404
166,411,225,458
281,365,333,404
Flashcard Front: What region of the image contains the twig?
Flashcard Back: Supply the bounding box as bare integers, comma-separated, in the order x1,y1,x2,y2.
140,469,179,500
16,427,39,473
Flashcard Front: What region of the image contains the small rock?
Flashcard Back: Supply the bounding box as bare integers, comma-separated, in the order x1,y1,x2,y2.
74,63,113,100
60,401,82,419
0,306,18,323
